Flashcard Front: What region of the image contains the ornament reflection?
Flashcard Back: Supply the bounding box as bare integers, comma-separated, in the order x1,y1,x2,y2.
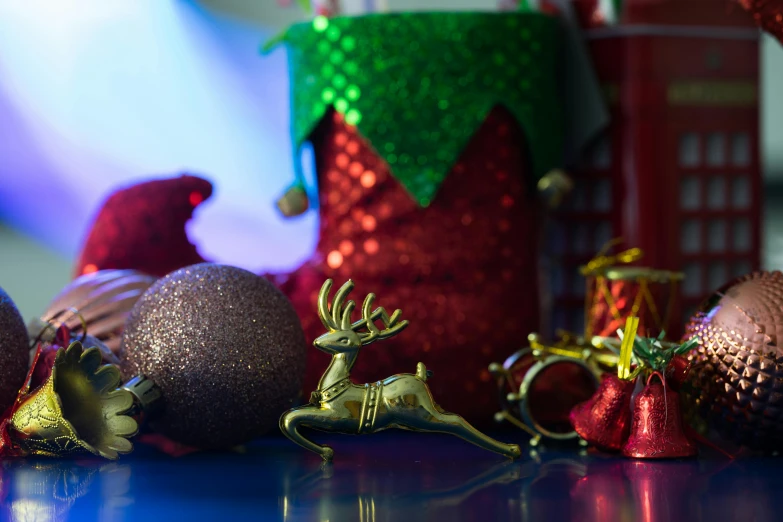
279,446,738,522
280,459,530,522
279,451,591,522
0,460,131,522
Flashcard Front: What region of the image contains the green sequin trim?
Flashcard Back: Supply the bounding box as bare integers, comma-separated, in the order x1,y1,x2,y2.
270,12,563,207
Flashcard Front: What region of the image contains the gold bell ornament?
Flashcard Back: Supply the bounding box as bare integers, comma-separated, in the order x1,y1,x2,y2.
1,341,139,459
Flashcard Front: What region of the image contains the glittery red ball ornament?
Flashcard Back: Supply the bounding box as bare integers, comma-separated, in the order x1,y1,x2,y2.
75,174,212,278
738,0,783,44
276,107,541,422
120,264,307,449
0,287,32,412
685,271,783,450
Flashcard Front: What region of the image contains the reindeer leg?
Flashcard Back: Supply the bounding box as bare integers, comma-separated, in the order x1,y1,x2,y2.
429,411,521,460
279,407,335,461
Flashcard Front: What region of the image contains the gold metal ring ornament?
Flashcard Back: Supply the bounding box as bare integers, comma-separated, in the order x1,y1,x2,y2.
489,333,612,445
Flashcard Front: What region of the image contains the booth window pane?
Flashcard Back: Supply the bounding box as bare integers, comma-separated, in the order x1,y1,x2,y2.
731,133,751,167
683,263,702,296
707,220,727,252
707,177,726,209
733,219,751,252
706,133,726,166
731,177,751,209
681,177,700,210
682,220,702,253
679,133,700,167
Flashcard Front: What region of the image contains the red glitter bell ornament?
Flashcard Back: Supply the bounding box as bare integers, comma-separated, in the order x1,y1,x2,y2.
571,318,698,458
569,373,634,452
622,372,697,459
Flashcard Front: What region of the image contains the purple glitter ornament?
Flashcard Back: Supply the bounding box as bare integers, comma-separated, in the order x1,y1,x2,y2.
120,264,307,448
0,287,33,411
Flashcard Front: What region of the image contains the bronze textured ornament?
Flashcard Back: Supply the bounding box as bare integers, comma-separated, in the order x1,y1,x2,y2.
28,269,156,355
685,271,783,450
280,279,521,461
2,341,138,459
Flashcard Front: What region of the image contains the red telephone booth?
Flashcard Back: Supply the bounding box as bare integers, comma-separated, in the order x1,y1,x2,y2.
550,0,761,340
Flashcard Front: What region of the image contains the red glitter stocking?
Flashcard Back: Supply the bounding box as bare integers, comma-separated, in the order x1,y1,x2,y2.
278,106,542,423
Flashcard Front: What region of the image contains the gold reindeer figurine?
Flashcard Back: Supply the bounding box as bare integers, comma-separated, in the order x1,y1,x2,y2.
279,279,521,461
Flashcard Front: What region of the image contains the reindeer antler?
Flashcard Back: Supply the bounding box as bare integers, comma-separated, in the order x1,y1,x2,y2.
317,279,408,344
356,293,408,346
317,279,339,331
318,279,359,332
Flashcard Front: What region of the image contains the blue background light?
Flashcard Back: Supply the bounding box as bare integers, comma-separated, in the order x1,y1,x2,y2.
0,0,315,273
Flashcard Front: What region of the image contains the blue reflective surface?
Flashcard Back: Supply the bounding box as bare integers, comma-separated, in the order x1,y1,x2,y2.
3,432,783,522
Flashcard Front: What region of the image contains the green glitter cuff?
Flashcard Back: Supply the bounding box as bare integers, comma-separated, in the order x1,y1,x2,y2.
268,12,564,207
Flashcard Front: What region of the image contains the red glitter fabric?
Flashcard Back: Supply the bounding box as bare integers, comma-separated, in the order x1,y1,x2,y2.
74,175,212,278
278,107,541,422
738,0,783,43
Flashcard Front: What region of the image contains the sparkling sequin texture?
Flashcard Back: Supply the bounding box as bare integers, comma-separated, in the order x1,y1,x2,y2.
276,108,540,422
0,287,32,412
684,271,783,450
276,12,562,206
738,0,783,44
75,175,211,278
120,264,307,448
